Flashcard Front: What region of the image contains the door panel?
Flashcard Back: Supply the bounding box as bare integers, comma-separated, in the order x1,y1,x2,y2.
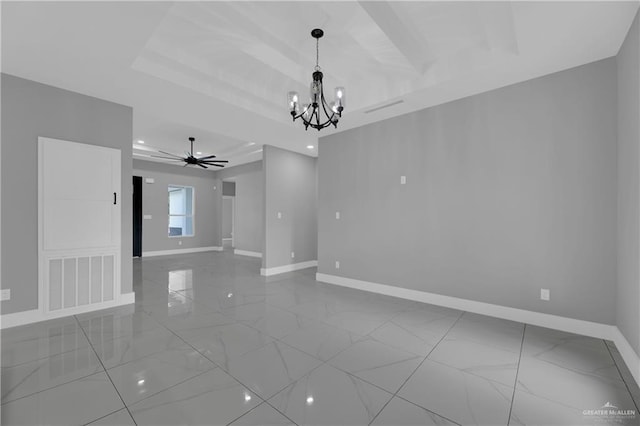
39,137,121,315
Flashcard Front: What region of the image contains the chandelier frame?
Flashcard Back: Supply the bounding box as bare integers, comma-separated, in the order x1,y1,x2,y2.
288,29,345,131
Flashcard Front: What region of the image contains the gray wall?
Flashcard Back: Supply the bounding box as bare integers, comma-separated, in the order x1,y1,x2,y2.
1,74,133,315
217,161,263,253
133,160,221,253
318,58,617,325
263,145,317,269
617,11,640,354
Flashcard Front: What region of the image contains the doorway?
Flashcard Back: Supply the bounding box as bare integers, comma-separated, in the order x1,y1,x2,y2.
222,195,235,249
133,176,142,257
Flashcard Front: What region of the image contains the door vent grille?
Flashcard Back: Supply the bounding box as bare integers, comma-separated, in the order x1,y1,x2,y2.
47,254,115,311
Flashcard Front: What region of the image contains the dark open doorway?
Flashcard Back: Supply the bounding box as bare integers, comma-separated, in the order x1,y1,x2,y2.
133,176,142,257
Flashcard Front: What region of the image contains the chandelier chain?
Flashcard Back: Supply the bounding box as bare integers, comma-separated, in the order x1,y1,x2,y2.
315,37,320,71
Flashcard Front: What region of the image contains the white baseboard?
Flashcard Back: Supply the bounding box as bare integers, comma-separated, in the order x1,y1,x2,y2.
142,246,222,257
316,272,639,386
0,309,40,329
261,260,317,276
0,292,136,329
234,249,262,258
610,327,640,386
120,292,136,305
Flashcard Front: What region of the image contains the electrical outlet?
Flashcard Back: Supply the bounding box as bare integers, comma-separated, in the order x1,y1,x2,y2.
145,178,154,184
335,211,340,219
1,289,11,301
335,261,340,269
277,212,282,219
291,251,295,259
400,176,407,185
540,288,550,301
143,214,152,220
178,241,183,246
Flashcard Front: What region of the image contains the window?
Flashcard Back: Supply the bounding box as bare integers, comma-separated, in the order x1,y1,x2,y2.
168,185,194,237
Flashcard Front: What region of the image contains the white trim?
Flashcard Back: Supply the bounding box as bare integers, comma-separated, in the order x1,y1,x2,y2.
316,272,640,387
0,293,135,329
261,260,317,276
222,238,233,241
234,249,262,258
142,246,222,257
119,292,136,305
316,273,613,339
610,327,640,386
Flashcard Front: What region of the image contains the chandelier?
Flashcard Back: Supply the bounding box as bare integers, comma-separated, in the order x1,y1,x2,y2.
287,29,346,131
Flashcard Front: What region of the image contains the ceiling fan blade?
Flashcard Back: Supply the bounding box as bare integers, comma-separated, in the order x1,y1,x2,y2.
197,163,208,169
198,155,217,160
150,155,185,161
208,163,225,167
201,160,229,164
158,150,183,159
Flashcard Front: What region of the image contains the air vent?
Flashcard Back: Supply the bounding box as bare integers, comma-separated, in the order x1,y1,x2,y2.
364,100,404,114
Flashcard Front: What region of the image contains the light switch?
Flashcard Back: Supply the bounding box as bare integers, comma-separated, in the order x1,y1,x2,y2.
145,178,155,184
540,289,550,301
291,251,295,259
335,212,340,220
277,212,282,219
335,261,340,269
400,176,407,185
143,214,152,220
0,289,10,301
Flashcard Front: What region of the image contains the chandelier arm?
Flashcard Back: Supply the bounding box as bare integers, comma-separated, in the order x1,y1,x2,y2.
292,104,315,123
319,90,337,124
292,109,307,121
300,105,313,126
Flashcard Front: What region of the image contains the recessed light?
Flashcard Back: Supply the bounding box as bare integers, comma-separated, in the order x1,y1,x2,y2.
196,151,202,155
307,145,315,149
137,140,145,144
249,142,256,146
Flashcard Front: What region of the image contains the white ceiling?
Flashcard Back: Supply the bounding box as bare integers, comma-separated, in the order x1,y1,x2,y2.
2,1,638,169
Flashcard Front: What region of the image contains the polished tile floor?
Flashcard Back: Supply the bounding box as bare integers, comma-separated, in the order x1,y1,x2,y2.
2,251,639,425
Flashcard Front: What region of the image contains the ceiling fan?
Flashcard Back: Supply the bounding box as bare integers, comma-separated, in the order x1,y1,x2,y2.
151,137,229,169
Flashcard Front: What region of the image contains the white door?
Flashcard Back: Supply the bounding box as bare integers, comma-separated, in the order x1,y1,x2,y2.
39,137,121,314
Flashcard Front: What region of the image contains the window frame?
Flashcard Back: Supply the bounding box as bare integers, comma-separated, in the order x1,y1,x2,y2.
167,185,195,238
